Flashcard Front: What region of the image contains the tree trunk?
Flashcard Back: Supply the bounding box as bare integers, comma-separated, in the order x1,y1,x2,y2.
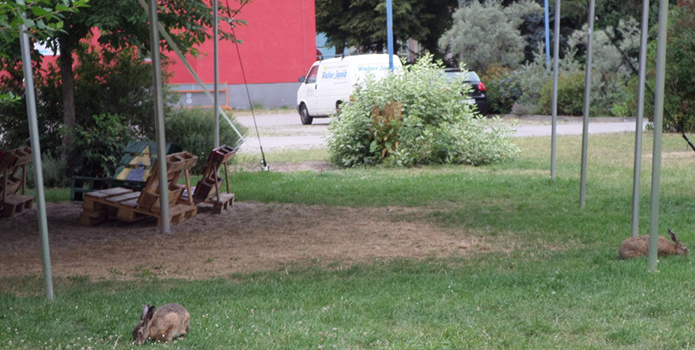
59,39,75,164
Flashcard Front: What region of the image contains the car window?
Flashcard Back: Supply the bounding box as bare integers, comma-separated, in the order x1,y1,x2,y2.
443,70,480,82
306,65,319,84
465,71,480,81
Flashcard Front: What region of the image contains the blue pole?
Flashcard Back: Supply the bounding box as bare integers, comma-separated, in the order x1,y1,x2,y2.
544,0,551,70
386,0,394,71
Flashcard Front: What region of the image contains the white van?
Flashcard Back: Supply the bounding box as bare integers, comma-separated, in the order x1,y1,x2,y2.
296,54,402,125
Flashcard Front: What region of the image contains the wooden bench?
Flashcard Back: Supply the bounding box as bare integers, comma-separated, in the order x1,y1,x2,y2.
190,145,236,214
79,152,198,227
70,141,181,202
1,147,33,218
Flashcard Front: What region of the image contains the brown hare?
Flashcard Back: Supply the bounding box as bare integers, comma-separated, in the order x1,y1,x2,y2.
132,303,190,345
618,229,688,260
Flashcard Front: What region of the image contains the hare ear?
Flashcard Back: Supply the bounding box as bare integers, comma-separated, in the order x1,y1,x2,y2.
140,304,150,320
669,229,679,244
146,305,155,321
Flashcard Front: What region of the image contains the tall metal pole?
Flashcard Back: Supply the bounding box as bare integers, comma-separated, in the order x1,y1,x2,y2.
213,0,220,148
550,0,560,180
148,0,171,234
648,0,669,272
544,0,551,70
19,26,54,300
579,0,595,209
386,0,394,71
631,0,650,237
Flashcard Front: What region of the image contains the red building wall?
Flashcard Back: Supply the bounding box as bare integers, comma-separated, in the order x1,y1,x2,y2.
166,0,317,86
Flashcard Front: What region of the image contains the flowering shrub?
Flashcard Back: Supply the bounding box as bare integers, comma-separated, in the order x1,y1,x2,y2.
482,66,522,114
327,55,520,167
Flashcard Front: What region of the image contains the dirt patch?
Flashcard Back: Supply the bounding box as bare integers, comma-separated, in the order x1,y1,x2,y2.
0,200,491,281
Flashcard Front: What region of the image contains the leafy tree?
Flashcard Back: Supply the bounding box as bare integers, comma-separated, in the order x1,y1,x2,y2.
0,0,87,42
517,19,639,116
645,2,695,131
1,0,250,166
0,41,174,150
439,0,542,75
316,0,458,58
0,0,87,102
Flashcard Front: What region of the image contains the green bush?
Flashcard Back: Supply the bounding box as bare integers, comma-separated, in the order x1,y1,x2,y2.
328,55,519,167
654,4,695,131
26,152,68,189
165,108,247,173
481,66,522,114
538,72,586,116
69,114,136,179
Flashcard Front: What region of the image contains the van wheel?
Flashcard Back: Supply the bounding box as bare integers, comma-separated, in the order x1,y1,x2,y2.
299,104,313,125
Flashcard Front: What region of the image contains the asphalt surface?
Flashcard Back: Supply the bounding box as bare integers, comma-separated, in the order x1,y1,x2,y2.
235,113,644,153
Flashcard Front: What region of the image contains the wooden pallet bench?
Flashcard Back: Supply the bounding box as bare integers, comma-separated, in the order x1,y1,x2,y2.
70,141,180,202
1,147,33,218
3,194,33,218
190,145,236,214
79,152,198,227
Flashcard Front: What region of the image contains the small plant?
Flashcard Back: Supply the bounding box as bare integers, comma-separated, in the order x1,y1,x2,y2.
32,152,68,188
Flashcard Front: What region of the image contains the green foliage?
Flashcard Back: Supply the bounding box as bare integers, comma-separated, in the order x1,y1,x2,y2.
316,0,458,56
0,0,87,43
538,71,586,116
0,43,171,151
46,0,250,59
512,19,638,116
651,3,695,132
508,51,552,115
69,114,136,179
165,108,247,173
439,0,542,75
328,55,519,167
26,152,68,189
481,66,522,114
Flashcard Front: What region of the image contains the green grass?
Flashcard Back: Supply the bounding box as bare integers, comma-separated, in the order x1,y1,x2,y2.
4,132,695,349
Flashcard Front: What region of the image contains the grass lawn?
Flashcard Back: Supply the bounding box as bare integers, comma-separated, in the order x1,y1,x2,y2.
5,132,695,349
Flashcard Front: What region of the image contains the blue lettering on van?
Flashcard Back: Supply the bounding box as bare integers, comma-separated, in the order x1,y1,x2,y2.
357,65,391,72
357,66,379,72
322,70,348,79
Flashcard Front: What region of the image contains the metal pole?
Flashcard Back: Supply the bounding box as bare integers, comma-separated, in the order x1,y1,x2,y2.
648,0,669,272
579,0,595,209
550,0,560,180
213,0,220,148
148,0,171,234
386,0,394,71
631,0,650,237
544,0,551,71
19,26,54,300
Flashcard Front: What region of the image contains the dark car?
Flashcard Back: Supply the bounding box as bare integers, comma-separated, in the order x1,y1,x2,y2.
443,68,488,115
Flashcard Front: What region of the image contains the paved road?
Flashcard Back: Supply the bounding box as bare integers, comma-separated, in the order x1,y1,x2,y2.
235,113,643,153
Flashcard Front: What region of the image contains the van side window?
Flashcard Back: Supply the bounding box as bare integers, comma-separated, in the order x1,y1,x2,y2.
306,66,318,84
